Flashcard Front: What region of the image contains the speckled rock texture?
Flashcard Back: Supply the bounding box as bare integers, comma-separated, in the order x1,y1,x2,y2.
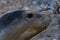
0,0,60,40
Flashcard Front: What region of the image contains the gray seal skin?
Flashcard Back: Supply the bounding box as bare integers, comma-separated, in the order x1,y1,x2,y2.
0,10,51,40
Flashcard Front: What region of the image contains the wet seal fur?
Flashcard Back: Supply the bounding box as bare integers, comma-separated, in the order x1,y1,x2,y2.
0,10,51,40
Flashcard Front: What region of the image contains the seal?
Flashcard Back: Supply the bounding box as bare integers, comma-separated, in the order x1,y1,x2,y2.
0,10,52,40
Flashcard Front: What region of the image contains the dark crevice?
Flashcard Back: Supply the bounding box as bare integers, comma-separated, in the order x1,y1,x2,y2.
57,7,60,13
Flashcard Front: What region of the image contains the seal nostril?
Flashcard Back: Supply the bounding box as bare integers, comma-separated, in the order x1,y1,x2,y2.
26,14,33,18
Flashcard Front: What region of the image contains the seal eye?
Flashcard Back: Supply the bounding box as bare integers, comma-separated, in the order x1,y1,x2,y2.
26,14,34,18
